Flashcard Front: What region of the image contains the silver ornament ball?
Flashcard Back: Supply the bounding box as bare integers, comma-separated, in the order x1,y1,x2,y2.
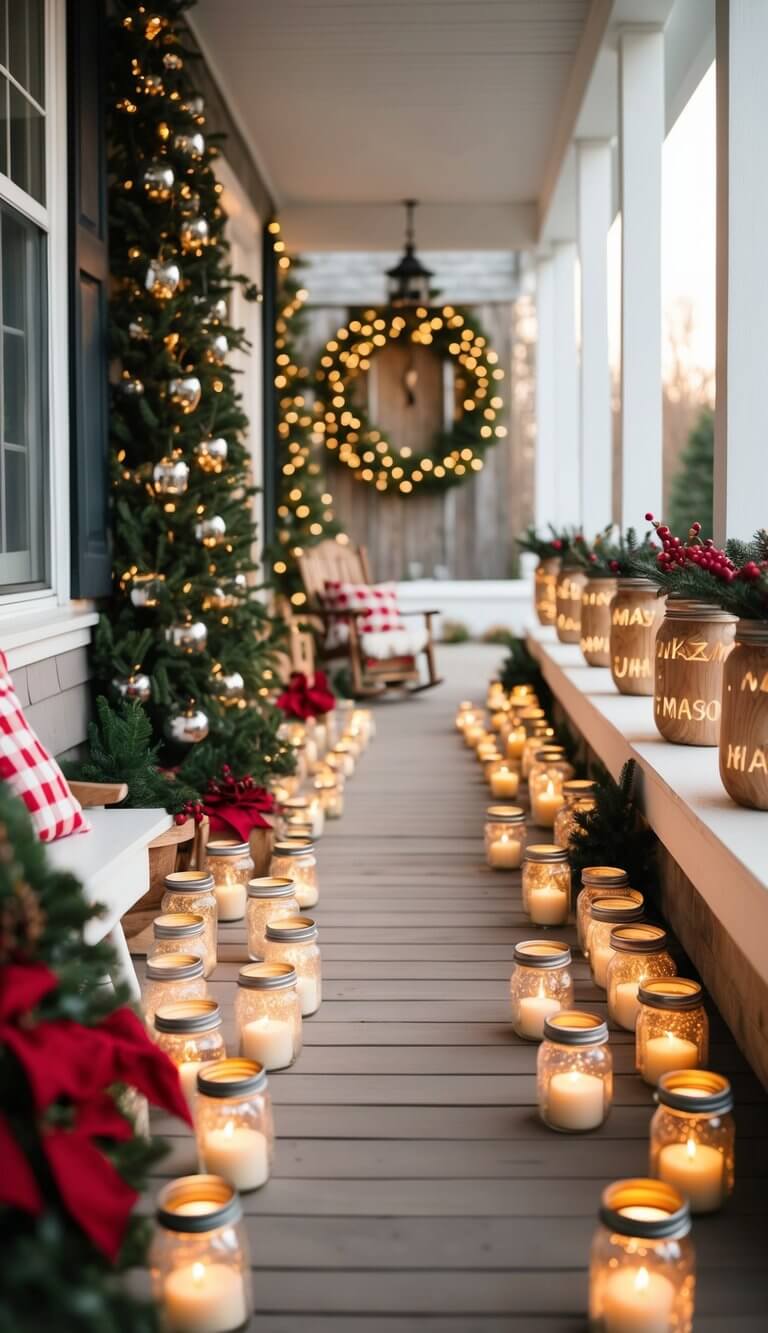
113,672,152,703
173,131,205,159
212,670,245,703
129,573,165,608
145,258,180,300
165,620,208,653
167,706,209,744
195,437,228,472
180,217,210,253
163,52,183,70
195,515,227,546
207,332,229,363
208,297,228,323
128,319,150,341
168,375,202,413
119,376,144,397
143,161,175,200
153,457,190,495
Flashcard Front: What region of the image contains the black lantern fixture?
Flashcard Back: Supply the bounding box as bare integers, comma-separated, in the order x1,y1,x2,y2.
386,199,433,308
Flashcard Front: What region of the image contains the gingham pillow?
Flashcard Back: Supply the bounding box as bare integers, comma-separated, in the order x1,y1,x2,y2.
322,581,405,649
0,652,89,841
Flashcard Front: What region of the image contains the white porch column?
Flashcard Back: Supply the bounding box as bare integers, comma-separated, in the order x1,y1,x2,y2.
577,139,613,535
552,241,581,526
714,0,768,543
534,255,556,530
618,27,664,528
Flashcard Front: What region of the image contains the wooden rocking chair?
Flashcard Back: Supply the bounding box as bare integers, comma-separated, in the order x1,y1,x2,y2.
297,539,442,697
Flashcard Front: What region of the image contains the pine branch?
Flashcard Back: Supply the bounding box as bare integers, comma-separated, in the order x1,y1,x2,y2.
568,759,657,891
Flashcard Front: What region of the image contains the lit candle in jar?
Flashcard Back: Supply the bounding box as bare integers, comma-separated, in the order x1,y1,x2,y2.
490,765,520,799
178,1060,203,1109
547,1069,605,1132
241,1015,294,1070
201,1119,270,1192
613,981,642,1031
643,1032,699,1086
506,726,526,760
531,779,565,827
517,985,562,1040
164,1260,248,1333
602,1264,676,1333
657,1137,724,1214
528,880,569,926
489,832,523,869
214,880,246,922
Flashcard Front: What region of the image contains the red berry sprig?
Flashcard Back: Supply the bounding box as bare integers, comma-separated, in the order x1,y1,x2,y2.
645,514,738,583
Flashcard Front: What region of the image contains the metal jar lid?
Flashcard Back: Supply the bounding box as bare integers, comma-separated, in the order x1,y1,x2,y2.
153,998,221,1033
589,893,645,924
153,912,205,939
638,977,703,1011
615,576,659,591
238,961,298,990
485,804,525,824
247,876,296,898
524,843,570,863
599,1178,691,1240
197,1056,268,1098
205,838,250,857
663,599,737,623
265,914,317,943
562,778,597,797
273,838,315,857
581,866,630,888
163,869,215,893
609,923,669,954
543,1009,608,1045
532,748,566,765
283,796,310,810
655,1069,733,1115
513,939,571,969
156,1174,242,1233
145,951,205,980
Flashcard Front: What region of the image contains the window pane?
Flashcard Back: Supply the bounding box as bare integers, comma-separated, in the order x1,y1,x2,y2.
0,1,7,71
8,0,43,106
0,74,8,178
4,446,27,551
9,85,44,203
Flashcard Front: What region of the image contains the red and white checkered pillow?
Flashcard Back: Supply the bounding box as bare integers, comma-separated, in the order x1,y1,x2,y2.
0,651,89,841
322,581,405,649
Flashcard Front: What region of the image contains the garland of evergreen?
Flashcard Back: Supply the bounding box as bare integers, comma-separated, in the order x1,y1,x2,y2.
569,760,657,891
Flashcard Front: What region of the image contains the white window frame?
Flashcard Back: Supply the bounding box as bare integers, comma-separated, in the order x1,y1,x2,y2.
0,0,71,623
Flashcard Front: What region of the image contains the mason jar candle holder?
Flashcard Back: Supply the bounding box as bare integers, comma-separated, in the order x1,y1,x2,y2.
455,700,477,731
314,773,344,819
480,749,504,782
636,979,709,1086
152,998,226,1109
588,1178,695,1333
531,778,566,829
505,723,527,762
151,1174,252,1333
610,578,666,697
351,706,374,742
236,961,302,1069
476,738,498,765
654,601,736,747
195,1059,275,1194
580,576,618,667
484,805,527,870
509,939,573,1041
523,845,571,926
463,715,488,748
521,725,555,777
719,618,768,810
553,779,597,849
152,912,209,972
529,747,573,791
204,839,254,923
538,1011,612,1132
162,871,218,977
143,952,207,1028
283,793,324,839
587,893,646,989
246,877,301,960
488,760,521,800
534,555,560,625
606,926,677,1031
264,915,322,1015
555,566,587,644
651,1070,734,1214
576,866,631,954
330,740,355,776
270,837,318,909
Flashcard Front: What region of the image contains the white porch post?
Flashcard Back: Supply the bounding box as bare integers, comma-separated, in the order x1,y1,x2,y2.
577,139,613,536
534,255,556,529
552,241,581,526
618,27,664,528
714,0,768,543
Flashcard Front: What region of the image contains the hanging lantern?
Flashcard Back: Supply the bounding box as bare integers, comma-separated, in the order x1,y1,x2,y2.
112,672,152,703
153,458,190,495
143,161,175,201
180,217,210,253
173,131,205,159
165,620,208,654
167,705,209,744
385,199,433,307
145,257,180,300
168,375,202,413
195,515,227,546
196,437,228,472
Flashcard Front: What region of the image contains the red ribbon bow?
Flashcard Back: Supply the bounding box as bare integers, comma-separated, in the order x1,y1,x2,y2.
202,767,276,842
276,670,335,721
0,962,191,1261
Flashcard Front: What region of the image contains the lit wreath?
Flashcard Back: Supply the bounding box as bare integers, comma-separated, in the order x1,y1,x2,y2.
312,303,507,494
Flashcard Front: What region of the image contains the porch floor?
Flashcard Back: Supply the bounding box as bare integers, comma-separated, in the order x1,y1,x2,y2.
152,643,768,1331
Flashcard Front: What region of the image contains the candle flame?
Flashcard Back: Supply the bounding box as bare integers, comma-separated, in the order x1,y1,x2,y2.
192,1262,206,1285
635,1266,650,1293
686,1136,697,1160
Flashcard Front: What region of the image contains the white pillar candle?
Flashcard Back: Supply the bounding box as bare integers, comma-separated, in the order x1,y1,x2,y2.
308,800,325,839
201,1121,270,1191
528,883,569,926
516,994,562,1040
488,835,523,869
178,1060,202,1111
294,877,319,909
658,1138,724,1213
241,1016,295,1070
297,974,321,1015
531,783,565,827
591,941,614,989
601,1264,675,1333
490,768,520,799
546,1070,605,1131
214,880,246,922
642,1033,699,1086
164,1261,248,1333
613,981,642,1030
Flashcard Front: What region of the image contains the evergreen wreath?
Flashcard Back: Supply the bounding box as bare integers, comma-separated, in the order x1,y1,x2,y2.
314,303,507,494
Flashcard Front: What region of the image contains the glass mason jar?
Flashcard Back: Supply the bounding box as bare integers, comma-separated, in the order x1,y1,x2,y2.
245,877,301,960
553,779,597,848
537,1011,613,1132
480,750,504,783
484,805,527,870
314,772,344,819
504,722,527,763
509,939,573,1041
522,845,571,927
555,566,587,644
719,619,768,809
610,578,666,697
270,837,318,909
580,576,618,667
587,892,646,989
330,740,355,776
152,912,208,971
487,759,520,800
204,839,254,923
607,925,677,1031
654,601,737,747
142,952,207,1028
455,700,477,732
195,1058,275,1193
283,793,325,839
576,866,631,954
264,916,321,1015
651,1070,735,1214
236,961,302,1069
636,978,709,1087
162,871,218,977
588,1178,695,1333
463,714,488,749
529,747,574,792
150,1174,252,1333
152,998,226,1109
534,555,560,626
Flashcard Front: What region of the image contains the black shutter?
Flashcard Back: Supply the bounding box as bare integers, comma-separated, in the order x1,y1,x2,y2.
261,228,278,551
68,0,111,596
